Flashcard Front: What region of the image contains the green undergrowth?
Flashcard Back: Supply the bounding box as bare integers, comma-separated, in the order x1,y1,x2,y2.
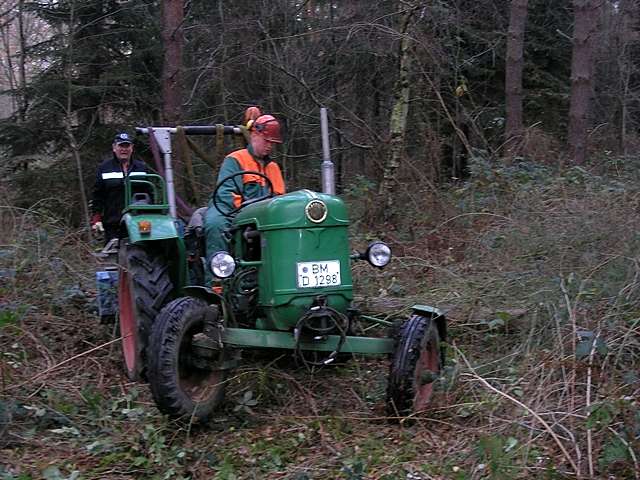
1,161,639,478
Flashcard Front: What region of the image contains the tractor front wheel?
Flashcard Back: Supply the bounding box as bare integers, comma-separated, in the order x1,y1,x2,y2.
147,297,230,421
118,242,173,381
386,314,441,417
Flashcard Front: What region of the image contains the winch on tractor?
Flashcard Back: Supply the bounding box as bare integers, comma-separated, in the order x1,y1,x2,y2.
109,112,447,421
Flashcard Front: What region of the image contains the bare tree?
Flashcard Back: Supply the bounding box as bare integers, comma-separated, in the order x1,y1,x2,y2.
568,0,602,165
0,1,17,117
63,0,91,240
379,5,418,218
617,0,640,159
16,0,26,121
0,0,50,120
504,0,529,159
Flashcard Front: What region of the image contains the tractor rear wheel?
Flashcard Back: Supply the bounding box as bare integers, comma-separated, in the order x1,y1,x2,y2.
147,297,229,421
118,242,173,381
386,314,441,417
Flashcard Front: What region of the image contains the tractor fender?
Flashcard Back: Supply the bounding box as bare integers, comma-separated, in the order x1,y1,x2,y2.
182,286,234,326
182,286,223,305
411,304,447,343
121,213,180,244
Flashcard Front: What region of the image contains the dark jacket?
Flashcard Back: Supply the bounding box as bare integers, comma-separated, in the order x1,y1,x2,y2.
91,155,149,226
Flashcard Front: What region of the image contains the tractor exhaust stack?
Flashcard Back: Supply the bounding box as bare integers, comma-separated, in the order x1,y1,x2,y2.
320,107,335,195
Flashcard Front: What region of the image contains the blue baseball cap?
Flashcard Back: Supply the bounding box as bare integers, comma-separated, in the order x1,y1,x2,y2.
113,132,133,145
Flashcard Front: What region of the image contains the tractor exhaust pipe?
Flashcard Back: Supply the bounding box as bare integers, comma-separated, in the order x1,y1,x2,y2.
320,107,335,195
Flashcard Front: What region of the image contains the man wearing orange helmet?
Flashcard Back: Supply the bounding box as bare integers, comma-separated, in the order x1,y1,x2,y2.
204,113,286,270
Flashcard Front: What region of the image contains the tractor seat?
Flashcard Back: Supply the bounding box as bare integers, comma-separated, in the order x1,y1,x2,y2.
187,207,208,229
132,192,152,205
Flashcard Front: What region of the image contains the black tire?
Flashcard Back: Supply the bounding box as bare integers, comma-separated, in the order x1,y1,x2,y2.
118,242,173,381
386,314,441,417
147,297,229,421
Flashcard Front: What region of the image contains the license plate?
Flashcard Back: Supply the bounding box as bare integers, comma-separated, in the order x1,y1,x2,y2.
297,260,341,288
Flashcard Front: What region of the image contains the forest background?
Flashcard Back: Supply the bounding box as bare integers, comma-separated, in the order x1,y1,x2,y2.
0,1,639,479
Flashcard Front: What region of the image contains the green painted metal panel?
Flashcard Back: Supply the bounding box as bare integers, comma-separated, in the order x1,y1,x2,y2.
173,236,188,291
255,227,354,330
234,189,349,230
223,327,394,354
122,213,179,243
229,189,355,331
120,215,186,293
261,225,354,303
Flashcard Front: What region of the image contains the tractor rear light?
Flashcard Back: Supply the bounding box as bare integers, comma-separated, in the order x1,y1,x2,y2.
305,199,327,223
210,252,236,278
366,241,392,268
138,220,152,234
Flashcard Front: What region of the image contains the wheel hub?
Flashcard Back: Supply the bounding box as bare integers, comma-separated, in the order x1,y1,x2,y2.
413,337,439,410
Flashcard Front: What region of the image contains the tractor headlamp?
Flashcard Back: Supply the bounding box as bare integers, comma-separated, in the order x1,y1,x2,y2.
305,199,327,223
366,241,392,268
210,252,236,278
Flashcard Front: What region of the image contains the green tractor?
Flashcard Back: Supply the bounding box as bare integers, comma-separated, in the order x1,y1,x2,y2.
115,122,447,421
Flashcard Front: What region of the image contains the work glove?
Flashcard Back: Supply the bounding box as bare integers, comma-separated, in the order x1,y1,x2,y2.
91,214,104,234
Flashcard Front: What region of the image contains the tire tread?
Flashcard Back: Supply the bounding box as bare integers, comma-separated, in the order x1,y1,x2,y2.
147,297,227,420
119,242,173,380
386,314,440,416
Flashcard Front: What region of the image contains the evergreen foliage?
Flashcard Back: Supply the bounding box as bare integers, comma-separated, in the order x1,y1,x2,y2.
0,0,637,219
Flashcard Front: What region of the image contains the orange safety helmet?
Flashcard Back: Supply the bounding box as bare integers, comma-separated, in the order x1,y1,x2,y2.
251,114,283,143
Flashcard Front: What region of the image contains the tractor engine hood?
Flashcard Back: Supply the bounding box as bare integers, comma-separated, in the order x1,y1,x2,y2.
234,189,349,231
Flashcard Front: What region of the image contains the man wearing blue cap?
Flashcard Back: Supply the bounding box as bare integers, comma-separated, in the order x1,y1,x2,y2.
90,132,149,244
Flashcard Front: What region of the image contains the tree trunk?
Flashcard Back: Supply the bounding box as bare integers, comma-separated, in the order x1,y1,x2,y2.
161,0,184,126
504,0,529,159
0,5,17,115
65,0,91,241
378,6,417,219
330,1,343,193
218,0,228,121
568,0,601,165
17,0,27,122
618,0,639,160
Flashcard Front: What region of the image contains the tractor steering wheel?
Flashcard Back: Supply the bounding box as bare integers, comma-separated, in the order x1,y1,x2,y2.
212,170,275,217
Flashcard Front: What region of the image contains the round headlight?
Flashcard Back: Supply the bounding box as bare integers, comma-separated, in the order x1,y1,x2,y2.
210,252,236,278
367,242,391,268
305,199,327,223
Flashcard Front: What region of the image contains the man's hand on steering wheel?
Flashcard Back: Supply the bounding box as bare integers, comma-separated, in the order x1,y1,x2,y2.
212,170,275,217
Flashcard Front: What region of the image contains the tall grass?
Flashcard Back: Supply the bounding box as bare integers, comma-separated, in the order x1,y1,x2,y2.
1,163,638,479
